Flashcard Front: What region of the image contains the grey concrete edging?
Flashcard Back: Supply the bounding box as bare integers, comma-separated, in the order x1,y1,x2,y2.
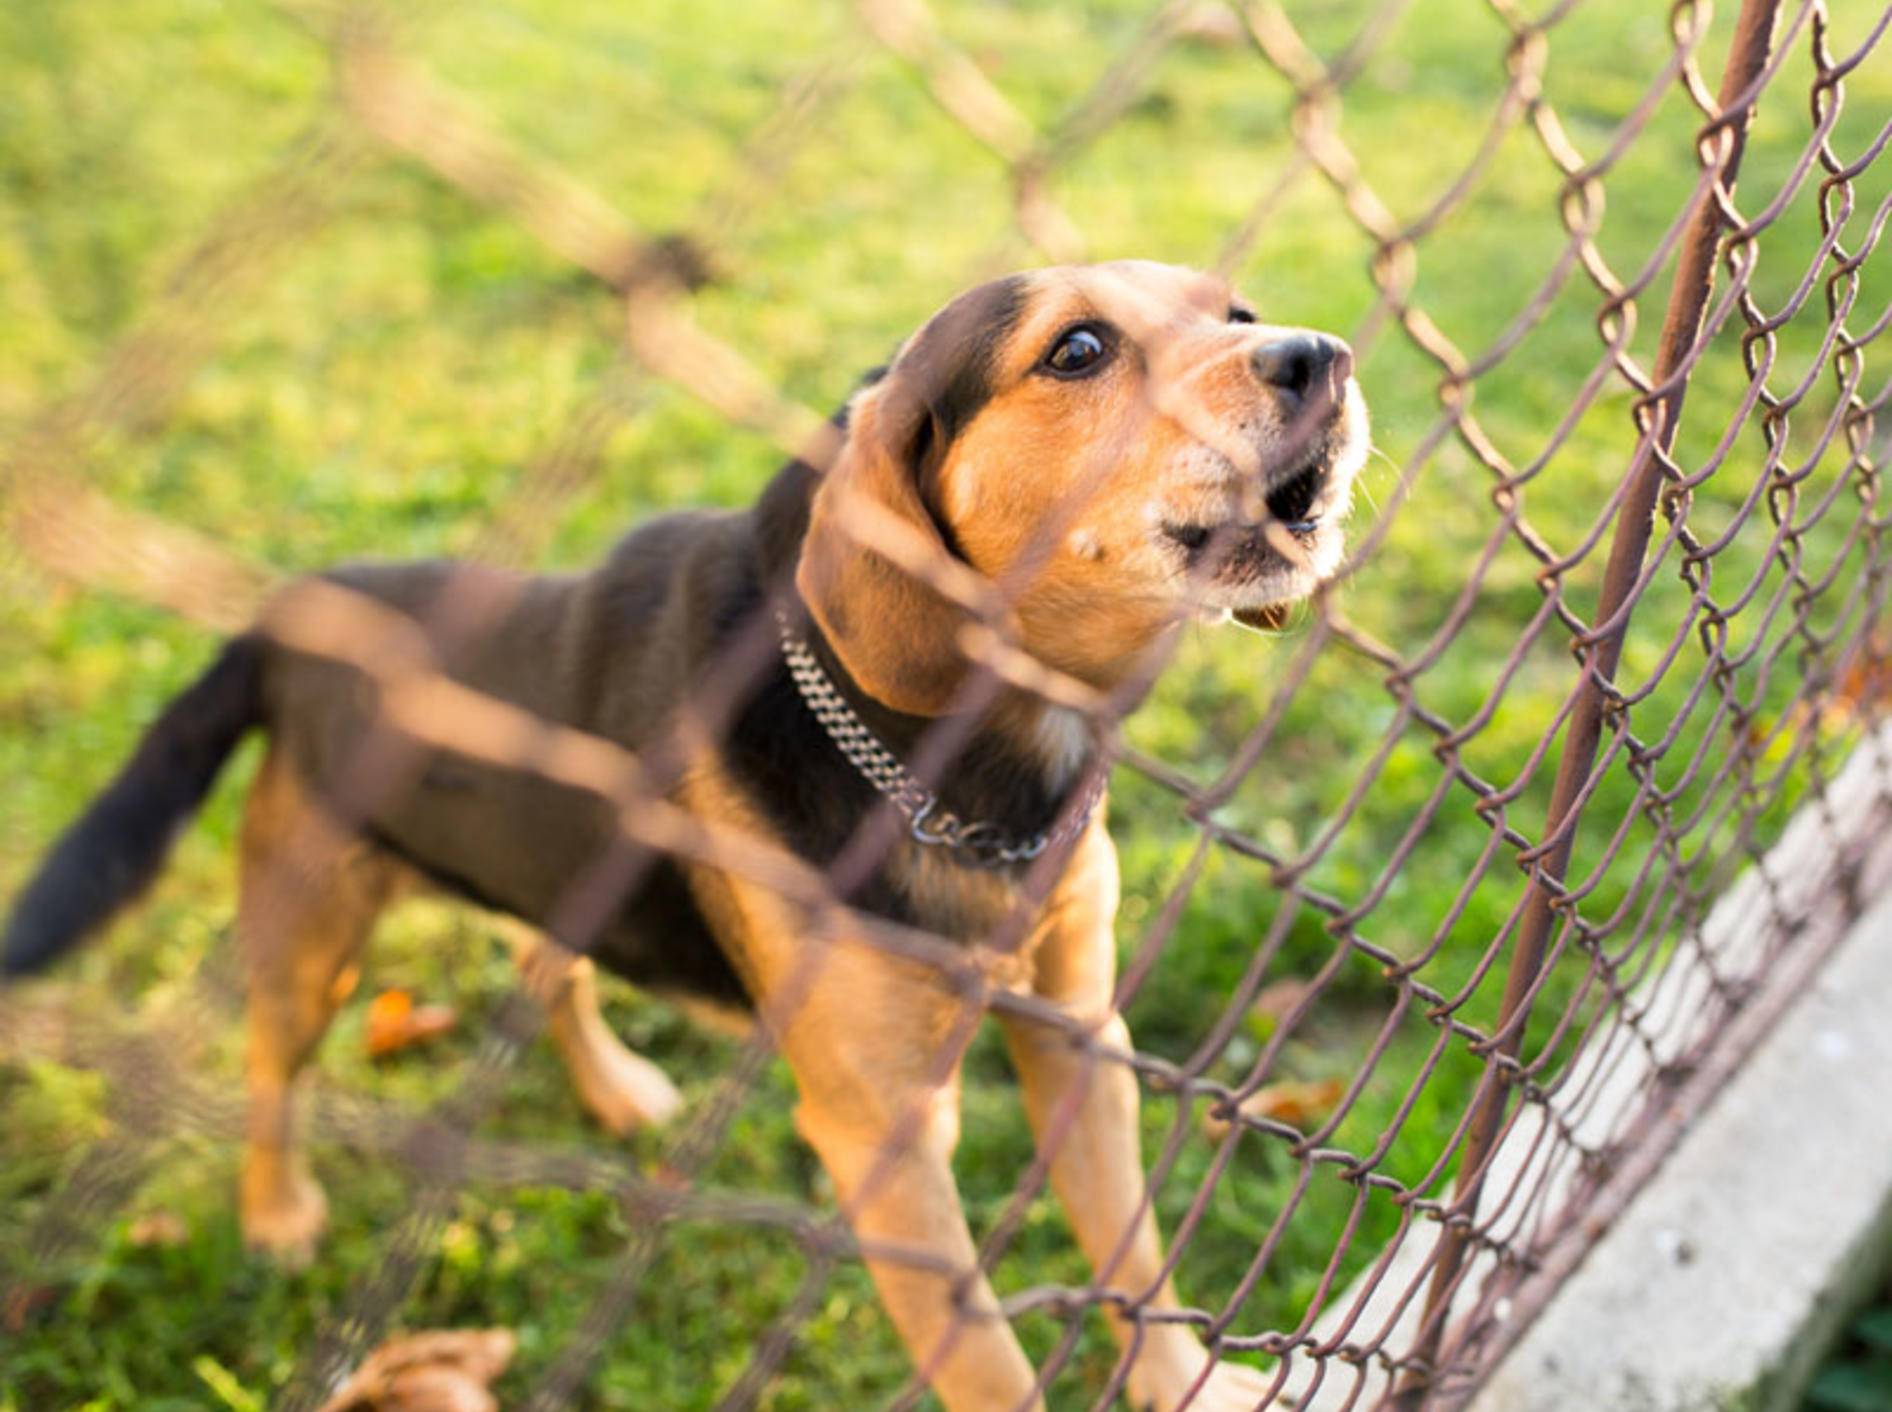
1465,874,1892,1412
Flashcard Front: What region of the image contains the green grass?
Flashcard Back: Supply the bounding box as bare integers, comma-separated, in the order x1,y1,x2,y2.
1807,1283,1892,1412
3,0,1890,1407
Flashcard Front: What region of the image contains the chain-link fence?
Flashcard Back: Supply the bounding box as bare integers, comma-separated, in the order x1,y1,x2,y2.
2,0,1889,1407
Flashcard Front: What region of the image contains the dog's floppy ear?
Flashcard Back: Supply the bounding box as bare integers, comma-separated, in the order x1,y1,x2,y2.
796,277,1028,716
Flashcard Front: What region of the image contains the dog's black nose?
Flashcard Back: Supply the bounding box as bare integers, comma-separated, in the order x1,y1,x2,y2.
1251,333,1352,405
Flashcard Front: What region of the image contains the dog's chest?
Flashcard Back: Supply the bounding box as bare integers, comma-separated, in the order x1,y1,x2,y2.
887,843,1035,951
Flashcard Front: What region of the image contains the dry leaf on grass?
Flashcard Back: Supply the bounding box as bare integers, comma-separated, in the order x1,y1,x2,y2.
1747,631,1892,744
365,989,459,1059
1201,1079,1347,1142
1241,976,1316,1037
649,1161,692,1191
314,1328,515,1412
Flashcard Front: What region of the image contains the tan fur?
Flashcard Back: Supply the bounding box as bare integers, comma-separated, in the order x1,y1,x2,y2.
509,926,684,1133
238,748,400,1264
1003,823,1272,1408
797,370,1003,716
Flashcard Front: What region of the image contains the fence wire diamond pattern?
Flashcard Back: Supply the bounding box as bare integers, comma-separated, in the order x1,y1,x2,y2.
2,0,1889,1408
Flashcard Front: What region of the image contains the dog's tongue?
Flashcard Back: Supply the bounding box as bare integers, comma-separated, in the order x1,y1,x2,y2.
1232,604,1291,631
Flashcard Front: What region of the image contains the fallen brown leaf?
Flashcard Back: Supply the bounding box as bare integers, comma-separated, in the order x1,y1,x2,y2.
1246,977,1316,1040
1250,978,1315,1022
1201,1079,1347,1142
127,1210,190,1247
314,1328,516,1412
649,1162,692,1191
365,989,459,1059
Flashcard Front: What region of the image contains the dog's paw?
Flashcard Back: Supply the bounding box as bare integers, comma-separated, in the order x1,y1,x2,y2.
572,1043,684,1136
240,1158,329,1268
1126,1339,1271,1411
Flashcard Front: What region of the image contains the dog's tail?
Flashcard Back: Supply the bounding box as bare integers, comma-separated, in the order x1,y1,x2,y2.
2,635,267,978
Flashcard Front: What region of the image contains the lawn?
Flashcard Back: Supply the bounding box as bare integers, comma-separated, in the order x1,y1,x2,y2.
3,0,1889,1408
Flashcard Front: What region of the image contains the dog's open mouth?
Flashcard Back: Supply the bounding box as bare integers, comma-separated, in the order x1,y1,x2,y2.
1158,452,1342,633
1260,458,1325,530
1161,456,1331,568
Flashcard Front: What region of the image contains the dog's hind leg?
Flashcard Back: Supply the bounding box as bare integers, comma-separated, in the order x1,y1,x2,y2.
236,748,398,1265
507,927,683,1134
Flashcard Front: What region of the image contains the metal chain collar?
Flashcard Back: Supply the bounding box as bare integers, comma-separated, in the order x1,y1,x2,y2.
774,608,1103,867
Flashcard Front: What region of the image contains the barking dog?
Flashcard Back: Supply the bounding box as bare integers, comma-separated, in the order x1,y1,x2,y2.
4,261,1366,1410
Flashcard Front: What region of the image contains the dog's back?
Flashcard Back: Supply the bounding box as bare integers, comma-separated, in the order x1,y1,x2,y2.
1,505,760,1001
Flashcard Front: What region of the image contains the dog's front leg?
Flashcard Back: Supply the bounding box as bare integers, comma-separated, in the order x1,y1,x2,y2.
1001,826,1269,1412
777,963,1045,1411
680,783,1046,1410
796,1083,1044,1410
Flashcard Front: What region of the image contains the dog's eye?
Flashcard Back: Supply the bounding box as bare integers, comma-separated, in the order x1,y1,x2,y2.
1043,325,1110,377
1228,306,1257,324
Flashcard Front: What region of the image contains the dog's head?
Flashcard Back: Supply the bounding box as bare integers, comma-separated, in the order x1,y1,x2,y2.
797,261,1369,714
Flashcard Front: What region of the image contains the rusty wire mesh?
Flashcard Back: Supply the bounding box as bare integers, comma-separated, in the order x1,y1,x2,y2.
2,0,1890,1407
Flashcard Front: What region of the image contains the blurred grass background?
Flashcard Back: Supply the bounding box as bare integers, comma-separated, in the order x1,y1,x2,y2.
2,0,1889,1407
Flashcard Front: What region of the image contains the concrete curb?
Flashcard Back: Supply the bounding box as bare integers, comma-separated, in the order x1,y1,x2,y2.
1466,883,1892,1412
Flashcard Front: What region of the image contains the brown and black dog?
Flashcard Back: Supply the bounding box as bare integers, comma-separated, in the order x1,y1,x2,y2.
3,261,1366,1410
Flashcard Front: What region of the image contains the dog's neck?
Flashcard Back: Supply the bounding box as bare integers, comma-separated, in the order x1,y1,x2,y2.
980,691,1094,799
753,457,1101,835
791,606,1097,813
